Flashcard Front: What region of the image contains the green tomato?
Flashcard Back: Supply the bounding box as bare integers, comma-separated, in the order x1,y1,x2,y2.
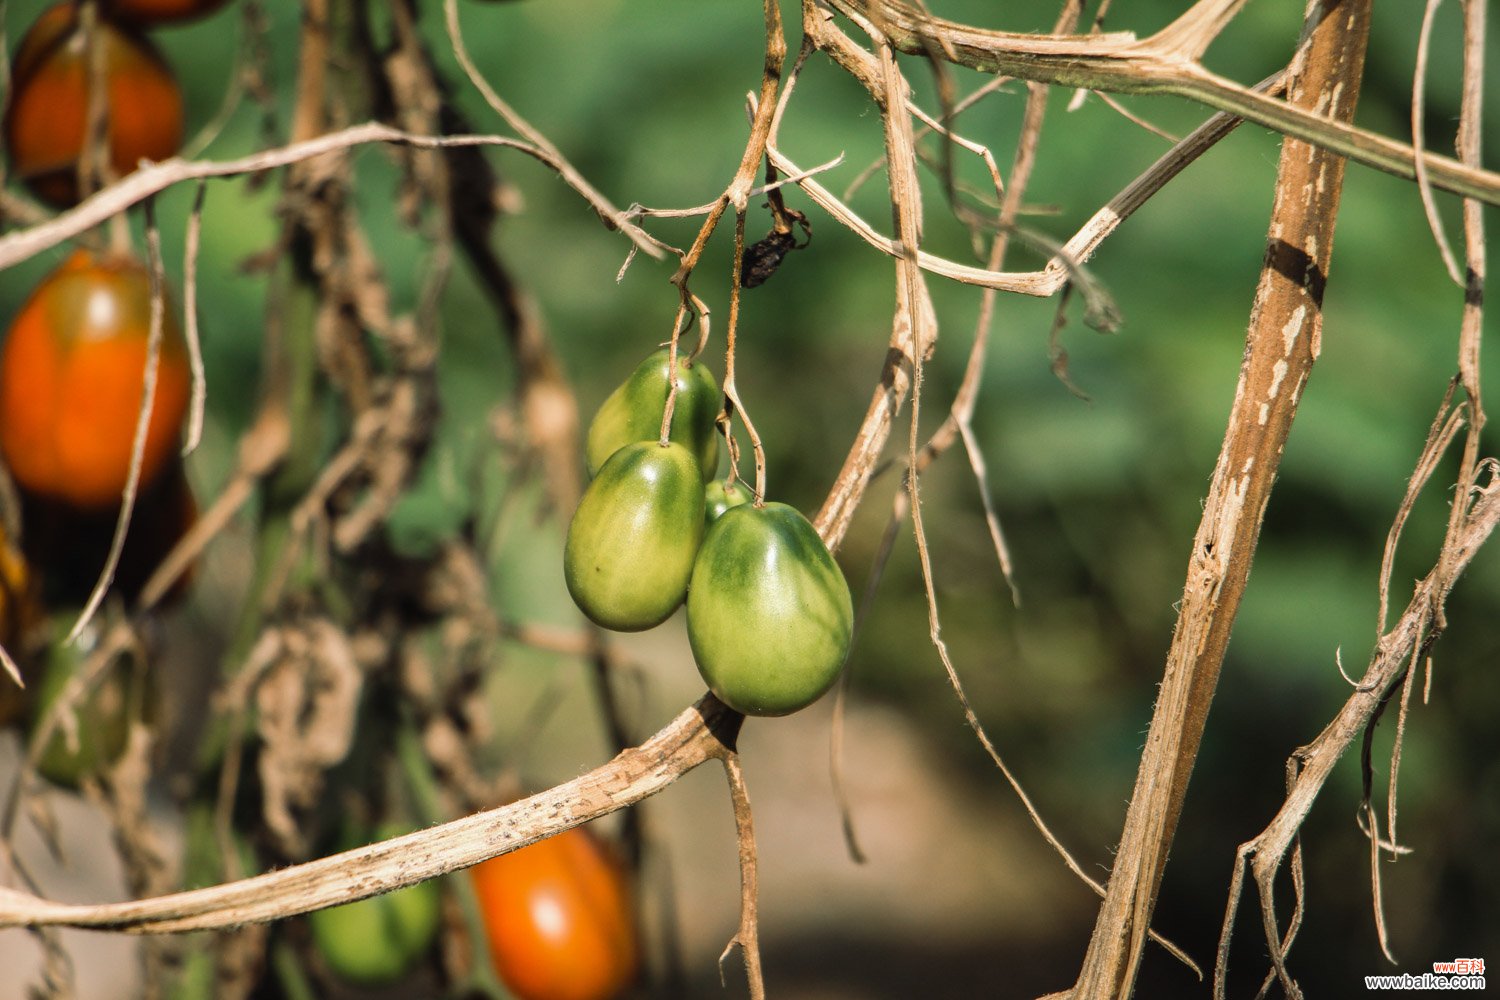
565,441,705,631
585,348,720,482
704,478,754,524
28,629,134,788
687,502,853,716
309,874,442,987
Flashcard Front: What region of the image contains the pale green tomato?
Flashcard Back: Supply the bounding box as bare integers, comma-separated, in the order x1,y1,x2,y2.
309,875,442,986
687,502,853,716
565,441,705,631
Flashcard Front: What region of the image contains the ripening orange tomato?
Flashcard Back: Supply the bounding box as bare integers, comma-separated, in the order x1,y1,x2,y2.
4,3,184,205
469,826,639,1000
0,248,191,510
101,0,233,26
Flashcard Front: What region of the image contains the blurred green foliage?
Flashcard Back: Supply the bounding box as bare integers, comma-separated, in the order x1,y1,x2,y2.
2,0,1497,996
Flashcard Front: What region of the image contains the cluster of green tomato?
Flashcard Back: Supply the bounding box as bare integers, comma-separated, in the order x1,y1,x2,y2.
564,348,854,717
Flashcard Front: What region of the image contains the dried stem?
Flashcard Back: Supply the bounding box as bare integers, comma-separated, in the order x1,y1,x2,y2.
441,0,659,259
66,199,171,643
1215,466,1499,999
820,0,1500,205
1070,0,1373,994
0,123,640,272
717,753,765,1000
0,696,744,933
182,181,209,457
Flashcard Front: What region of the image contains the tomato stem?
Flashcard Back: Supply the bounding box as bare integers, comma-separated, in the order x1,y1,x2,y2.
723,211,767,504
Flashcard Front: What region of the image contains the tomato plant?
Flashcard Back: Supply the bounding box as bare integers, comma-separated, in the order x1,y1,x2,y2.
0,248,192,510
469,826,639,1000
585,347,721,482
564,440,705,631
101,0,233,26
3,2,184,206
687,501,853,716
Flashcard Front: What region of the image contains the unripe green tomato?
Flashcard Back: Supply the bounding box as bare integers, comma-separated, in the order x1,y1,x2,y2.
585,348,720,482
687,502,853,716
309,835,442,987
565,441,704,631
27,626,134,788
704,478,753,524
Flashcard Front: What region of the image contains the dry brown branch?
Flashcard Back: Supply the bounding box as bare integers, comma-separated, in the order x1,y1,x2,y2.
0,695,743,933
1215,465,1500,998
1069,0,1373,994
181,182,209,457
1352,0,1490,979
137,406,290,612
0,123,646,272
178,0,263,160
717,753,765,1000
804,12,1273,552
769,65,1283,314
819,0,1500,204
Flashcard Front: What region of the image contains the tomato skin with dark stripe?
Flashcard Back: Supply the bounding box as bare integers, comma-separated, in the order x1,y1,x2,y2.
564,441,704,631
0,249,191,510
687,502,853,716
585,348,720,482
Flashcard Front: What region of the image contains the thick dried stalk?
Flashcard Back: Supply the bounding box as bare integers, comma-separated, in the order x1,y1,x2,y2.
1068,0,1372,995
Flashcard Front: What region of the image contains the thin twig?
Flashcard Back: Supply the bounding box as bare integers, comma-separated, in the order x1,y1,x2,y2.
182,181,209,457
67,199,171,643
1410,0,1463,286
717,753,765,1000
0,123,643,272
440,0,660,259
823,0,1500,205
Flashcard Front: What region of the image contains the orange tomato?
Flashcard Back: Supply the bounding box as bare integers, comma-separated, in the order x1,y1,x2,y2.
4,3,184,206
101,0,233,26
469,826,640,1000
0,248,191,510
